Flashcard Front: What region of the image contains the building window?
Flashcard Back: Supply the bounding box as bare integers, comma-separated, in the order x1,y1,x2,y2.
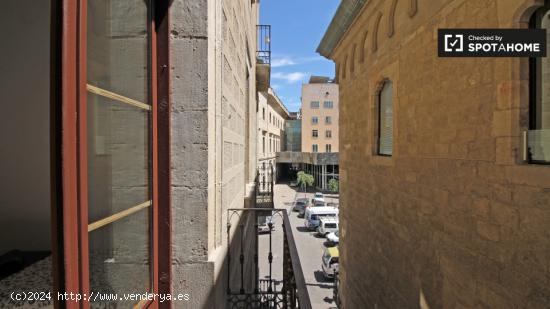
529,6,550,164
312,144,318,152
377,80,393,156
323,101,334,108
325,116,332,124
312,130,318,138
312,116,318,124
263,136,265,153
310,101,320,109
326,130,332,138
262,108,265,120
326,144,332,153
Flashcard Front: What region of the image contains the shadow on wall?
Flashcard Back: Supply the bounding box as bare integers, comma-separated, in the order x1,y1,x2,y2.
203,210,259,308
0,0,51,256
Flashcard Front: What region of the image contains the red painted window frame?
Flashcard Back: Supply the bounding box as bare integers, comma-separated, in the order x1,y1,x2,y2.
58,1,171,308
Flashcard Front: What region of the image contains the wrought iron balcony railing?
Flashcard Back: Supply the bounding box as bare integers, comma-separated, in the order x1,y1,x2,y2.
226,208,312,309
226,163,311,308
257,25,271,65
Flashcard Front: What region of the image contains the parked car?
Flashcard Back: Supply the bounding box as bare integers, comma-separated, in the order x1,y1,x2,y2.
258,215,274,234
312,192,325,206
312,197,326,207
293,198,309,213
321,246,339,279
304,206,338,230
326,231,339,246
317,217,339,236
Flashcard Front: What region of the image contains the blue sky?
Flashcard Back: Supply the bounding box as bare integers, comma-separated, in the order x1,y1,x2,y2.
260,1,339,112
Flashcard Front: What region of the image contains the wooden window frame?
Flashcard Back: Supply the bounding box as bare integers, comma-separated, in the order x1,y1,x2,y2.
56,1,171,308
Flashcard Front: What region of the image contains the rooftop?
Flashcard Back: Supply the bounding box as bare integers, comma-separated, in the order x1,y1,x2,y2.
316,0,367,59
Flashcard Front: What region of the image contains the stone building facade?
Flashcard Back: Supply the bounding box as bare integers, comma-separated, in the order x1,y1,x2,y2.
258,87,290,175
0,0,265,308
170,0,259,307
318,0,550,308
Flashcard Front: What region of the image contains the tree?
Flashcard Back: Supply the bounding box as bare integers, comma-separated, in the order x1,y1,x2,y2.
296,171,314,194
328,179,339,193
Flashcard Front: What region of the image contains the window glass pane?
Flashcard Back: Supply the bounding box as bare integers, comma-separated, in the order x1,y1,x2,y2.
530,10,550,163
538,11,550,131
89,209,150,306
87,0,151,299
311,101,320,108
378,81,393,155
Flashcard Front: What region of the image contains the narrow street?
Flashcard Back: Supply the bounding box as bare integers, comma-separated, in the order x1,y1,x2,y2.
258,184,339,309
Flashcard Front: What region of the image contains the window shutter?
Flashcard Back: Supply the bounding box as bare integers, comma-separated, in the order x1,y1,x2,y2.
378,81,393,155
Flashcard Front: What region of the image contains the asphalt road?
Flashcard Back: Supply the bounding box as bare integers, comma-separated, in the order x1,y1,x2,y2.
258,184,339,309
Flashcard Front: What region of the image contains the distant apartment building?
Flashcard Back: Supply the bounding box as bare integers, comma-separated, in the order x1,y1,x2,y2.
301,76,339,154
319,0,550,308
258,87,290,178
277,76,340,190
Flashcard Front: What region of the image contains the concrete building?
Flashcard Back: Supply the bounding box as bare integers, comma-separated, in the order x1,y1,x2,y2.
318,0,550,308
301,76,339,154
278,76,340,191
258,87,291,178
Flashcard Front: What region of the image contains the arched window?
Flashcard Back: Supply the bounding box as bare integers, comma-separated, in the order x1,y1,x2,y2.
377,80,393,156
529,6,550,163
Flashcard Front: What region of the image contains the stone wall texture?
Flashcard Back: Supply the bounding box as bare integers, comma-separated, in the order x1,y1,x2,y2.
169,0,258,307
331,0,550,308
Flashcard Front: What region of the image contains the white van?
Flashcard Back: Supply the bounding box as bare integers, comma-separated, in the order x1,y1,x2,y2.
317,217,339,236
304,206,338,230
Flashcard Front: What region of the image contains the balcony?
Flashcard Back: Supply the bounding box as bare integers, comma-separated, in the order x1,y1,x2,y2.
226,164,312,308
256,25,271,92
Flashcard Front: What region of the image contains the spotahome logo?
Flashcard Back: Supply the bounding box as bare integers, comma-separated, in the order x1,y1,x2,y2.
444,34,463,52
438,29,546,57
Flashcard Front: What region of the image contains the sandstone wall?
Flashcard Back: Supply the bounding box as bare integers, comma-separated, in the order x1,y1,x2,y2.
332,0,550,308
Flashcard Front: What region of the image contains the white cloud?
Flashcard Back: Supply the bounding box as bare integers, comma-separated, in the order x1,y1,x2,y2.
271,72,307,84
271,55,324,68
271,57,296,67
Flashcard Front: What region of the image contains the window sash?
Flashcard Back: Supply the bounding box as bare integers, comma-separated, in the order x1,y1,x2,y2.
378,81,393,156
